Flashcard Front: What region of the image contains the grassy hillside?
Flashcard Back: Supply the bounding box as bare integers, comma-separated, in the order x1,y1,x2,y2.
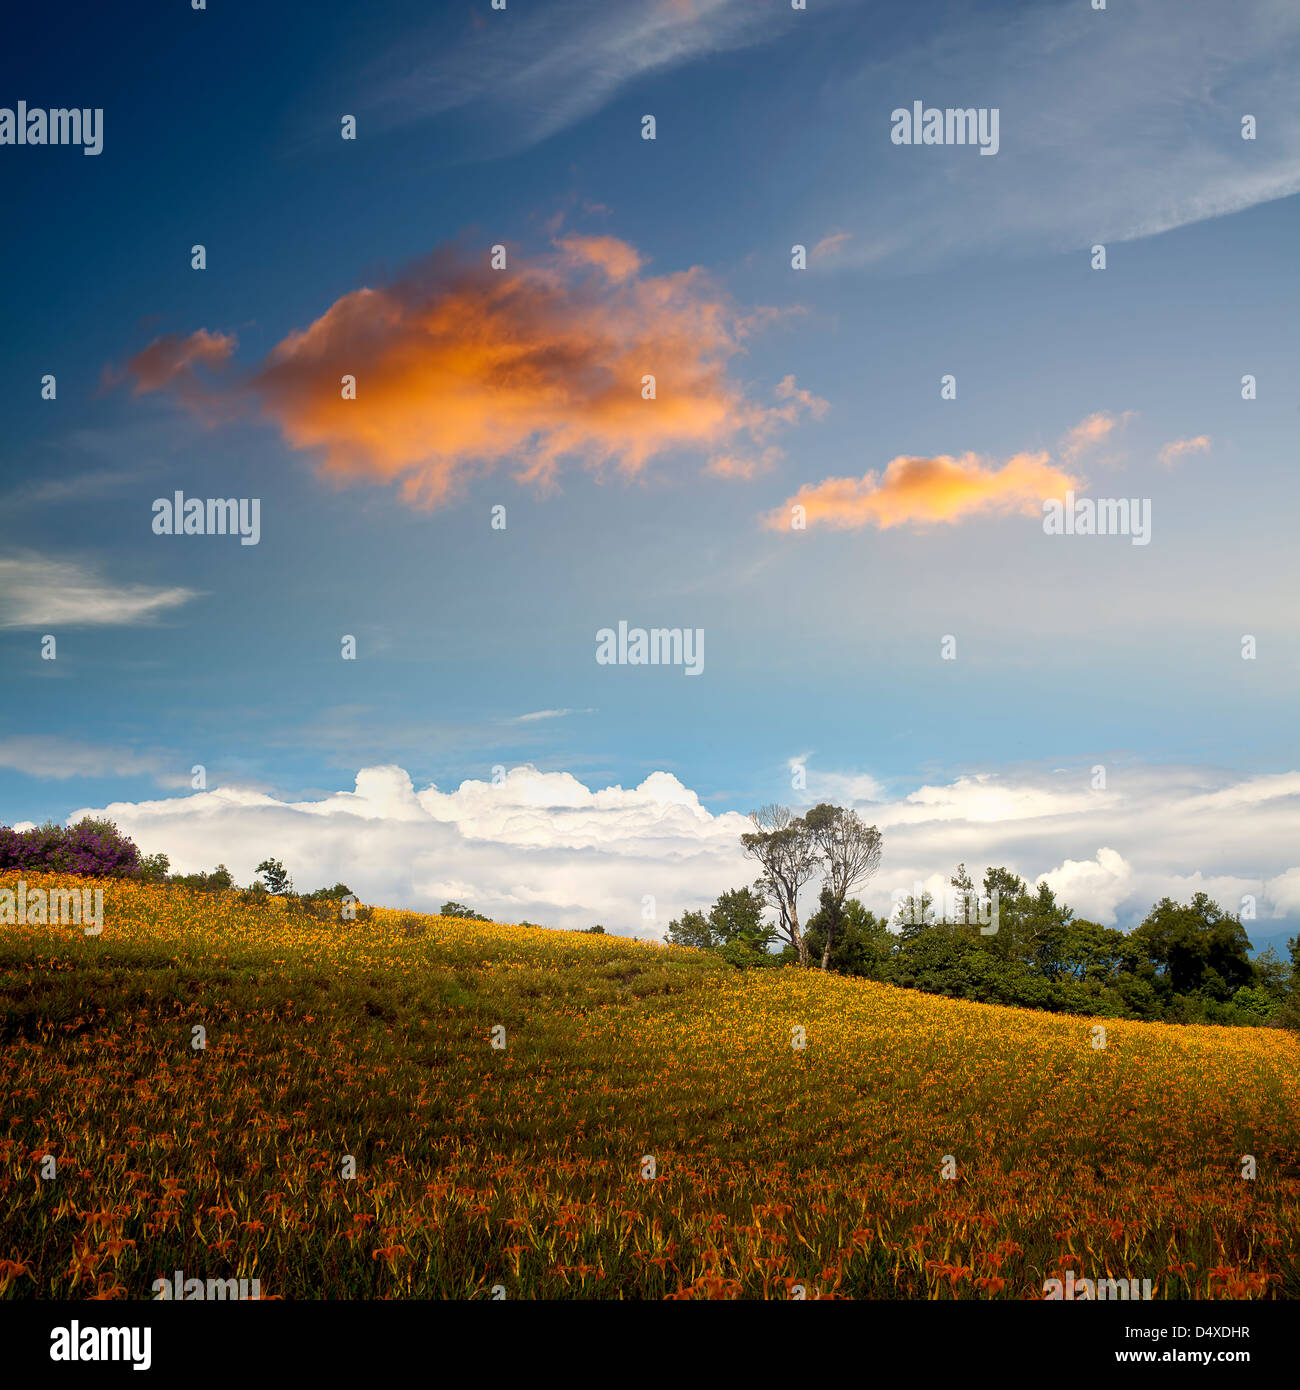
1,874,1298,1300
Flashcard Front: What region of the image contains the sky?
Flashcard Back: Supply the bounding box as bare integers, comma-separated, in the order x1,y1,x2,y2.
2,0,1297,942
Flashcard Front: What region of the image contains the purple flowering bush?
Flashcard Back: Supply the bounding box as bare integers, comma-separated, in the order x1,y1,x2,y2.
0,817,142,878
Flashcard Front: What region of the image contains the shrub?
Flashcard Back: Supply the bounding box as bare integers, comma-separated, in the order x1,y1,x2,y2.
163,864,235,893
440,901,488,921
301,882,354,903
0,818,141,878
255,859,293,895
137,852,171,883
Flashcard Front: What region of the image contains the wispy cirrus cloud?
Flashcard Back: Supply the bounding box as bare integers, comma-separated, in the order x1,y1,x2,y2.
0,554,198,629
355,0,824,155
1158,435,1212,467
705,448,782,481
821,0,1300,269
810,230,853,262
115,236,821,511
510,708,596,724
0,466,156,510
0,736,172,782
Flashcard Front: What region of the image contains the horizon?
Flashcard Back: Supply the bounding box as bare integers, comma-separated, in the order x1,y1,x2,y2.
2,0,1297,942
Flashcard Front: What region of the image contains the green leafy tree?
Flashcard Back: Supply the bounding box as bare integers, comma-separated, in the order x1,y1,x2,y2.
947,863,977,927
804,890,892,976
302,881,353,902
741,804,819,967
802,804,883,969
665,909,715,951
708,887,774,952
1132,894,1252,997
665,889,775,964
892,888,936,942
1251,945,1288,1001
440,901,488,921
255,858,293,895
170,863,234,892
1272,934,1300,1031
1229,986,1277,1023
137,852,170,883
978,867,1028,956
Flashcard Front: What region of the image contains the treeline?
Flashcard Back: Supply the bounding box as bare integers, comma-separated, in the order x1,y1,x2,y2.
8,815,1298,1027
720,802,1300,1025
139,847,370,922
0,823,365,921
0,821,524,927
670,860,1300,1029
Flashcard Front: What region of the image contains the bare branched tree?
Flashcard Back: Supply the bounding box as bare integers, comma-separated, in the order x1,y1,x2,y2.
741,804,819,968
803,803,883,969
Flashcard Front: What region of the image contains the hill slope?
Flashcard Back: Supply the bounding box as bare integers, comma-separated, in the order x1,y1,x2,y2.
2,876,1298,1299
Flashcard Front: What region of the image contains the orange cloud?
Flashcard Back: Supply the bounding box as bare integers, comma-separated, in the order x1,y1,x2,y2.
772,374,829,422
765,450,1081,532
118,328,237,408
1060,409,1133,463
117,239,816,510
811,230,853,261
706,447,782,481
1158,434,1210,467
552,233,644,283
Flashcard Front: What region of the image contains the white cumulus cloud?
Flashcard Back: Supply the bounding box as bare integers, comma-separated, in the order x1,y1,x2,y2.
66,759,1300,939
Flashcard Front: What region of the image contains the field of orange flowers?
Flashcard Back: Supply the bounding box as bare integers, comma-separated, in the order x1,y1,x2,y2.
1,872,1298,1300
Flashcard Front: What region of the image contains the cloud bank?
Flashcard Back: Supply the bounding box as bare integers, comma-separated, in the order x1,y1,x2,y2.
69,761,1300,938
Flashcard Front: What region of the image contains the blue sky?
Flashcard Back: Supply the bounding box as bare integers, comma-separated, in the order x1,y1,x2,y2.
2,0,1298,937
